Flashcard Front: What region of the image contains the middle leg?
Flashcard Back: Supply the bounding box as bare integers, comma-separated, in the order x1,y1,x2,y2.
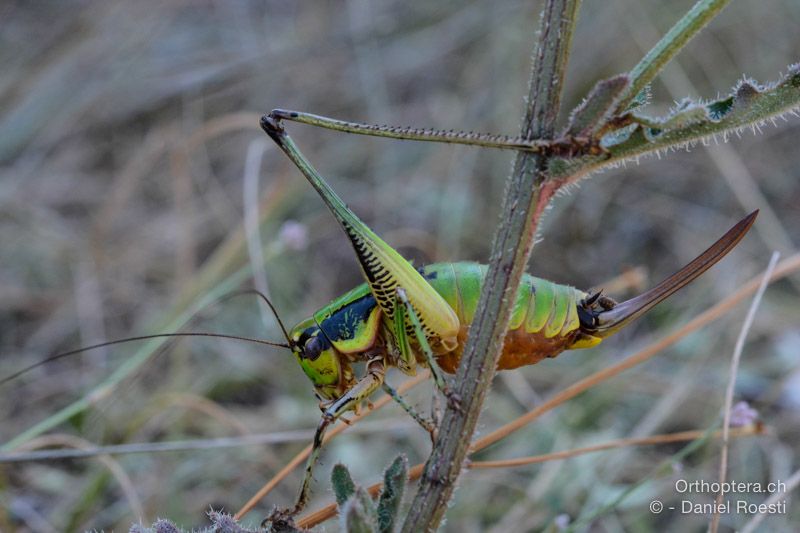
394,287,462,411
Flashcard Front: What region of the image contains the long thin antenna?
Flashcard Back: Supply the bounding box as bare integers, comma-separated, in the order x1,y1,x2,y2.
232,288,293,346
0,332,290,387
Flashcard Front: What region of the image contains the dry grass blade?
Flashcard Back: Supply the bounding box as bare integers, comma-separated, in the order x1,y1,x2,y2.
592,265,648,295
468,424,764,469
234,371,429,519
0,420,417,463
740,467,800,533
710,251,780,533
153,392,251,436
15,434,144,520
296,253,800,528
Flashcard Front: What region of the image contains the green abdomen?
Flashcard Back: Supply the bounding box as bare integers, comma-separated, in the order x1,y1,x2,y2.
423,262,584,336
422,262,587,372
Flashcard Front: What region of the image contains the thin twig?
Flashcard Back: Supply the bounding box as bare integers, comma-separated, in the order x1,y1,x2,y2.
0,419,417,464
710,251,779,533
468,425,763,470
242,137,274,329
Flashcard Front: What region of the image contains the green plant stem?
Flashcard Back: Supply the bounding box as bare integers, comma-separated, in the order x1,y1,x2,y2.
399,0,581,530
618,0,732,111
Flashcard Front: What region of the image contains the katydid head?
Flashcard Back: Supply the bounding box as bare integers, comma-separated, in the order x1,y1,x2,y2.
288,317,353,402
234,290,347,400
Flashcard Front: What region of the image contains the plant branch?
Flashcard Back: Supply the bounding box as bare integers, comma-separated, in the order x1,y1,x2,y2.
710,252,779,533
400,0,582,530
617,0,733,112
549,64,800,184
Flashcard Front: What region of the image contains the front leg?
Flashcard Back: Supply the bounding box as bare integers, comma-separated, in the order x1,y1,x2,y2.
263,357,387,529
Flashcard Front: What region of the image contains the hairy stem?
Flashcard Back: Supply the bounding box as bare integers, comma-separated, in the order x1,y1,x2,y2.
617,0,732,111
400,0,581,530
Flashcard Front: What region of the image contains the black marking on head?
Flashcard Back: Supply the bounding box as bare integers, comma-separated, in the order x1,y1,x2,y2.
296,329,312,346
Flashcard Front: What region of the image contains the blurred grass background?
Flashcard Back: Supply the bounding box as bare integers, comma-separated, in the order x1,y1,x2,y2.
1,0,798,531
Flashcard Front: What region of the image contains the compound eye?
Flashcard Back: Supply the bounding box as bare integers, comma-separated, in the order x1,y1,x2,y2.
303,335,323,361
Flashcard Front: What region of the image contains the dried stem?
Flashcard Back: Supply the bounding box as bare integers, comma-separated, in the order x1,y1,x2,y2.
740,466,800,533
468,425,763,469
710,252,779,533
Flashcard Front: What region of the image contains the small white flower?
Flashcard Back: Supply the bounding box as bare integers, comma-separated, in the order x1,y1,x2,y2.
729,401,758,427
279,220,309,251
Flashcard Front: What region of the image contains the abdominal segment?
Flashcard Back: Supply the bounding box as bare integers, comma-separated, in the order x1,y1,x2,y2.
420,262,586,373
434,324,580,373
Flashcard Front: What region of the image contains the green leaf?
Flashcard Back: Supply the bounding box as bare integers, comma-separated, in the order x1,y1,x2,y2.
332,463,357,507
565,75,630,137
376,455,408,533
551,64,800,180
341,487,378,533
